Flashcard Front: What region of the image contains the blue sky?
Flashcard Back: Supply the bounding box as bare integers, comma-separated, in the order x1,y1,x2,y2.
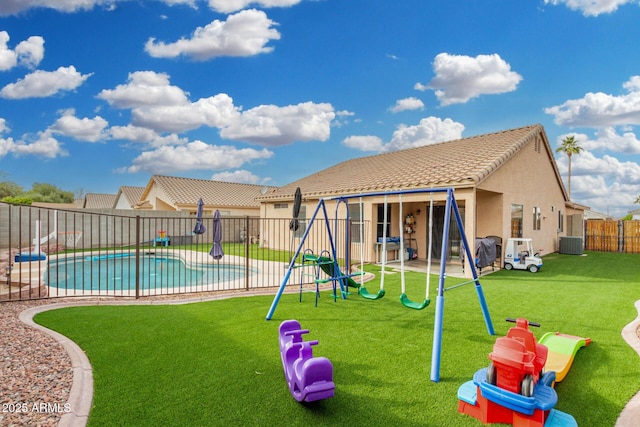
1,0,640,217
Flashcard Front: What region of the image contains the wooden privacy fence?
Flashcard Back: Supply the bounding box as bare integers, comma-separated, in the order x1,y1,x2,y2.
585,219,640,254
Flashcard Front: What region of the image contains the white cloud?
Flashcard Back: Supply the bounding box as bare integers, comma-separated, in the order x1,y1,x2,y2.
387,117,465,151
0,0,113,16
545,76,640,127
564,150,640,217
99,72,239,133
162,0,196,6
543,0,636,16
0,130,66,159
98,72,335,144
566,150,640,183
220,101,335,146
570,175,636,216
568,128,640,154
0,66,92,99
145,9,281,60
0,0,197,16
552,131,640,216
389,97,424,113
97,71,188,108
0,118,9,134
0,32,44,71
109,125,188,147
343,135,385,152
132,93,241,133
49,110,108,143
0,32,14,71
123,140,273,174
207,0,301,14
416,53,522,106
211,169,267,184
0,137,12,157
332,109,356,128
16,36,45,69
344,117,465,153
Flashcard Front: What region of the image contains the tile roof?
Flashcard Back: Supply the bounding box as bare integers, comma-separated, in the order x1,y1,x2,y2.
259,124,550,201
144,175,277,208
115,186,145,208
83,193,117,209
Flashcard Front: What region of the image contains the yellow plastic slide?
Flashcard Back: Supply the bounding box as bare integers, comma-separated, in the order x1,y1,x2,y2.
539,332,591,383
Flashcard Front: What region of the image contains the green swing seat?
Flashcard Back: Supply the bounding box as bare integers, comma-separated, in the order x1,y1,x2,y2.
359,286,385,300
400,293,431,310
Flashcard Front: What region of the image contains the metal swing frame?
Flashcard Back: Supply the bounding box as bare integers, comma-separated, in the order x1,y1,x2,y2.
265,187,495,382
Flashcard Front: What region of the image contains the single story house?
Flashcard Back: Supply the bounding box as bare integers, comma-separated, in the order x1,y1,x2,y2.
584,209,613,220
112,186,146,209
137,175,277,217
82,193,117,209
257,124,587,273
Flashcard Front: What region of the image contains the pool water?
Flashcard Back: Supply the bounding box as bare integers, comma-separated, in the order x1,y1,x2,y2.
46,255,247,291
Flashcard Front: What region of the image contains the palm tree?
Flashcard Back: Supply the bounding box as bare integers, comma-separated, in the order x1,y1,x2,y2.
555,135,583,200
635,195,640,205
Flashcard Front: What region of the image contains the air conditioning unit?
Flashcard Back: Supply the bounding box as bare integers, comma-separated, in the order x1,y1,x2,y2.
559,236,583,255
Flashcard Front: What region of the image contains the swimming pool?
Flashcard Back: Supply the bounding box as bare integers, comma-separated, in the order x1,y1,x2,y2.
46,254,249,292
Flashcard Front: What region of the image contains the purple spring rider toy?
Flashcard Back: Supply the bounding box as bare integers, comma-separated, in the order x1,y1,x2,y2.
278,320,335,402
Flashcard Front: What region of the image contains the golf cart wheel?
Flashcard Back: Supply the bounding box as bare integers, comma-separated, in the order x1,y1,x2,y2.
486,362,496,385
504,263,513,270
528,264,539,273
521,374,534,397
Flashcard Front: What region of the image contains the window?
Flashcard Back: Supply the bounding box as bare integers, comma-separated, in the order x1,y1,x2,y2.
558,210,564,233
274,203,288,209
294,206,306,238
348,203,363,243
533,206,541,231
511,204,523,238
376,204,391,239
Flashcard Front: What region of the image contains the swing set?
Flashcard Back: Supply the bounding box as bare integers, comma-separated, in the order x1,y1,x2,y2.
265,187,495,382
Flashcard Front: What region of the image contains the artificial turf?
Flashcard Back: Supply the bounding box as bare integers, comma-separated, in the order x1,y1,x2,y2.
34,251,640,426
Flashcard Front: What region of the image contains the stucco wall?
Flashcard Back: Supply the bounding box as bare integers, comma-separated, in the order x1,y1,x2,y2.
114,195,132,210
259,190,474,268
477,134,567,256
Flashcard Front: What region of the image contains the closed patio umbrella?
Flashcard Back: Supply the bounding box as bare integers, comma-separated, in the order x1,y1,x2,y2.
193,198,206,235
289,187,302,264
210,210,224,280
289,187,302,232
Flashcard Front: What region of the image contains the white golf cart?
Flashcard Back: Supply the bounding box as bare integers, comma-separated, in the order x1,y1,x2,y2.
503,238,543,273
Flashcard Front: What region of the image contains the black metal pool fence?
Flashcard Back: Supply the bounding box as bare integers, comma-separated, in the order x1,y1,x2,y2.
0,203,370,301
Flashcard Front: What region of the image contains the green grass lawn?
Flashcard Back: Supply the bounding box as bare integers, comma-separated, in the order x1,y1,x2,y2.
35,252,640,426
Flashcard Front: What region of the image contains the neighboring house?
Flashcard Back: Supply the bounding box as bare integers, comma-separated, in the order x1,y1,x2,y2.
584,209,613,220
138,175,277,216
83,193,117,209
113,186,146,209
258,124,587,270
629,208,640,220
